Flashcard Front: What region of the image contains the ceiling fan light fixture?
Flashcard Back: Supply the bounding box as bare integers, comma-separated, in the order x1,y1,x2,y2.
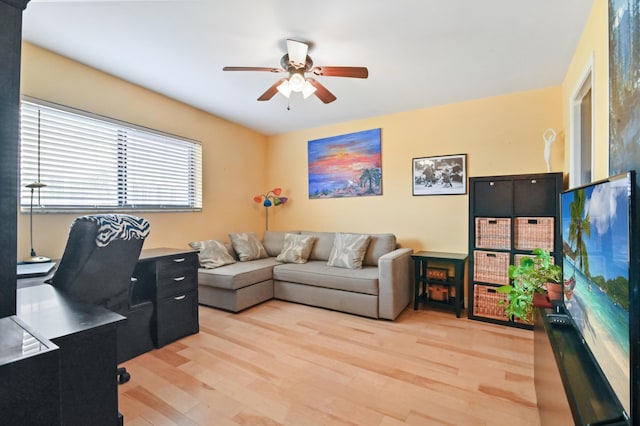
289,73,305,92
302,80,317,99
277,79,291,98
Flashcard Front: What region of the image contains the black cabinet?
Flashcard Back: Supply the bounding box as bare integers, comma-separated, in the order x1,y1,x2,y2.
0,0,30,318
513,176,559,216
468,172,563,329
134,248,199,348
472,179,514,216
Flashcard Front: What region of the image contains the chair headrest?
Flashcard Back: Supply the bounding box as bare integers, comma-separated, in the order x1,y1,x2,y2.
72,214,151,247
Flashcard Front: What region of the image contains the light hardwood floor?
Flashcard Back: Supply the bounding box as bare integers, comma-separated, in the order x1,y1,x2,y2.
118,301,540,425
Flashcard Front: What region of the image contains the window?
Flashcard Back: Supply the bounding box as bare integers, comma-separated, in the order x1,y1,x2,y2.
20,97,202,212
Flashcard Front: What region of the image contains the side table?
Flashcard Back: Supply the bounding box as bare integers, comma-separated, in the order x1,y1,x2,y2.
411,251,468,318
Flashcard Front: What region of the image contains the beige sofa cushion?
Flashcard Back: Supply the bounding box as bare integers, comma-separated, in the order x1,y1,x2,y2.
276,233,316,264
363,233,397,266
300,231,335,261
198,257,279,290
327,232,371,269
188,239,236,269
262,230,293,257
299,231,396,266
273,260,379,295
229,232,268,261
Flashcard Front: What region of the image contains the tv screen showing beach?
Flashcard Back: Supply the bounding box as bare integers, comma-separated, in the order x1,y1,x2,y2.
561,173,631,414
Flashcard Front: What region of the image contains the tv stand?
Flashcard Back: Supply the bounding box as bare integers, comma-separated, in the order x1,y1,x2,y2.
534,307,628,425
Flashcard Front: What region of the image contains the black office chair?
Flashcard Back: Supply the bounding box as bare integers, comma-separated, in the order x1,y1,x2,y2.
47,214,154,383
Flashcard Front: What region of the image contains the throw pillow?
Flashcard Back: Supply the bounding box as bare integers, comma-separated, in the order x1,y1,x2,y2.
188,239,236,269
327,233,371,269
229,232,268,261
276,233,317,264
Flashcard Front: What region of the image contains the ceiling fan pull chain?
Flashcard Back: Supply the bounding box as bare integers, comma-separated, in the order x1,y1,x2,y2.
287,96,291,111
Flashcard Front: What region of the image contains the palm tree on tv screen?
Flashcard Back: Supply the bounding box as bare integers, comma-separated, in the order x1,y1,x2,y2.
567,189,591,292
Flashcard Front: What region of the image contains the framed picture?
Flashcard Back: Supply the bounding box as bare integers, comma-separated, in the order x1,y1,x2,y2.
412,154,467,196
308,128,382,199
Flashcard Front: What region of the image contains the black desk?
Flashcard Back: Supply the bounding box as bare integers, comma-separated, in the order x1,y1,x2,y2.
0,315,61,425
411,251,468,318
17,284,125,426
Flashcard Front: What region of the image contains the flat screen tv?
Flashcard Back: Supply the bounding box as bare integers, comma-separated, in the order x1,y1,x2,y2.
561,171,634,419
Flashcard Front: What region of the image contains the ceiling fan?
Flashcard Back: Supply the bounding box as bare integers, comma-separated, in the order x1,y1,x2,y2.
223,39,368,104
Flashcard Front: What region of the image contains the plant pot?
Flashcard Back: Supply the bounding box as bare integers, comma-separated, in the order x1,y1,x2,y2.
545,282,563,302
533,292,552,308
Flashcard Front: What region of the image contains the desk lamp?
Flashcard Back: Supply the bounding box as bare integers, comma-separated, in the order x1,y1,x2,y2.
24,181,50,263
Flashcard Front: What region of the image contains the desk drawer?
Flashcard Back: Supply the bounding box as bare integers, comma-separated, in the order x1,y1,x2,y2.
156,268,197,299
156,253,198,276
155,253,198,298
155,290,199,347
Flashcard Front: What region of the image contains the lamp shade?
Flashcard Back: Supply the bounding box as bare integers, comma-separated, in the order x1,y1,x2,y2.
277,79,291,98
289,73,305,92
26,181,47,189
302,80,317,99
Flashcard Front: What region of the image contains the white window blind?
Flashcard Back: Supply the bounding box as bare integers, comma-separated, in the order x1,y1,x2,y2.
20,98,202,212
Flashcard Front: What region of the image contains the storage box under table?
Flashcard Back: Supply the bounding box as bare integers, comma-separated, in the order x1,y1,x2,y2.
426,267,448,281
427,284,449,302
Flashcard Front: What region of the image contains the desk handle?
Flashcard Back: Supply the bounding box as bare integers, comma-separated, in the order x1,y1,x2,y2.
173,257,186,263
173,295,186,301
173,276,185,282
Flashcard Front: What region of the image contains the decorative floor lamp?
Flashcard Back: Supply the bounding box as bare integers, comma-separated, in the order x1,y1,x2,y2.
24,181,50,263
253,187,288,230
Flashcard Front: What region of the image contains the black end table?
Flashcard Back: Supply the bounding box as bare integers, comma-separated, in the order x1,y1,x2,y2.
411,251,468,318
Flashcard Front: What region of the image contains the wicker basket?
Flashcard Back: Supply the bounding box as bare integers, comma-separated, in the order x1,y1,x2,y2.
473,250,510,285
514,253,555,267
514,217,554,251
473,284,507,320
475,218,511,250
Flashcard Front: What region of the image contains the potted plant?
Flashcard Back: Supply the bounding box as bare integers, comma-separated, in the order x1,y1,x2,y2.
497,248,562,323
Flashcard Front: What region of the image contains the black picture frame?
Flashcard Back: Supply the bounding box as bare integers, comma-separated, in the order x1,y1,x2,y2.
412,154,467,196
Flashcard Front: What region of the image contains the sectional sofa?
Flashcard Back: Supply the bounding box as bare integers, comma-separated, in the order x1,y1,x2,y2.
192,230,413,320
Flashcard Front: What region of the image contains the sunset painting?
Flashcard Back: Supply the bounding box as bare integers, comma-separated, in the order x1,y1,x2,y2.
308,128,382,199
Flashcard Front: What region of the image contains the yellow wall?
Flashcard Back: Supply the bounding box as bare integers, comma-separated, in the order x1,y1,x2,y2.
266,87,563,252
19,43,268,260
19,43,566,259
562,0,609,181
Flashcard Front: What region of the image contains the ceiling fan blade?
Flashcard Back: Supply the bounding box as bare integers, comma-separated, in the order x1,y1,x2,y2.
306,78,337,104
223,66,284,73
311,66,368,78
286,39,308,68
257,78,287,101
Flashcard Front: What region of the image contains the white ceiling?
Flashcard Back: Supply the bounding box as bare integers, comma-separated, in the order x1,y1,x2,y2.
22,0,594,136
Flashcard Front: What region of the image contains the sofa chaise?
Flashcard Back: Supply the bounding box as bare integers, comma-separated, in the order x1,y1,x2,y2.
193,230,413,320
